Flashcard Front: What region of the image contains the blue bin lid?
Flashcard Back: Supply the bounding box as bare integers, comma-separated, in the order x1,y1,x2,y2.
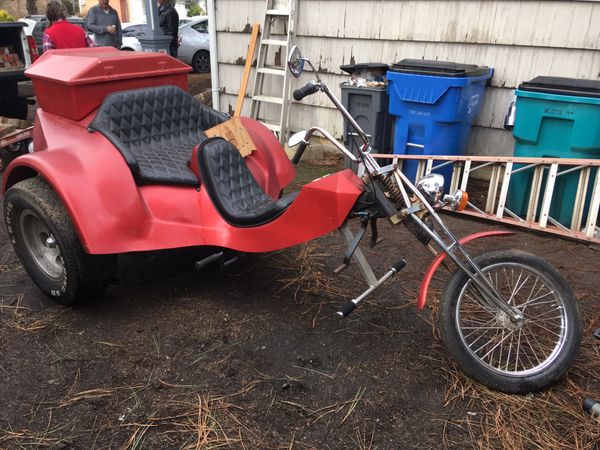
519,76,600,99
390,59,491,78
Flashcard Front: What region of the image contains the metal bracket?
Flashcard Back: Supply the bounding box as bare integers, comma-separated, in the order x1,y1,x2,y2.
336,222,378,287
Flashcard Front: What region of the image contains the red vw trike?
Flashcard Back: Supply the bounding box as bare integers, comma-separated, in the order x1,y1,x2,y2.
1,46,581,394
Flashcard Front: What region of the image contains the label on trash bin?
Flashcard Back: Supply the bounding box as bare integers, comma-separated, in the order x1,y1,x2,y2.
408,109,431,117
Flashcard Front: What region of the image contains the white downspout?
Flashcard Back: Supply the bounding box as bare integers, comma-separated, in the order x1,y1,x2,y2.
207,0,220,110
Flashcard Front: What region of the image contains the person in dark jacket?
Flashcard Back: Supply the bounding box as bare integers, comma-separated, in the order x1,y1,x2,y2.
87,0,122,48
158,0,179,57
43,1,94,51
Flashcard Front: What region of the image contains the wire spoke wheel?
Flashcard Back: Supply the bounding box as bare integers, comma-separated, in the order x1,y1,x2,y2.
439,250,581,393
458,263,566,376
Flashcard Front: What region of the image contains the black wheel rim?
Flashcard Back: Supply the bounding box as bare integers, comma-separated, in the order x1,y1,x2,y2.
195,53,210,72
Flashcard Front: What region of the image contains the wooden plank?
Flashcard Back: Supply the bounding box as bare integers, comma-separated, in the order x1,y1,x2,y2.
571,167,590,231
370,154,600,167
526,165,544,222
296,1,600,50
485,165,500,213
218,34,600,91
496,162,513,219
0,126,33,149
585,170,600,239
539,164,559,229
450,162,461,193
425,159,433,176
460,160,471,191
235,23,260,117
456,209,600,244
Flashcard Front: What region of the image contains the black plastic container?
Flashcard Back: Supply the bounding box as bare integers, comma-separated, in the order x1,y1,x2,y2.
340,63,393,172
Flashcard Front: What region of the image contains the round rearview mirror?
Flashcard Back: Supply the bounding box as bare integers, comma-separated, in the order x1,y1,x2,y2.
288,130,307,148
287,46,304,78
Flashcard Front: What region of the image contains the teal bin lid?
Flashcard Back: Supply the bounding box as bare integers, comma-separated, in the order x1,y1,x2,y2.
519,76,600,99
516,89,600,105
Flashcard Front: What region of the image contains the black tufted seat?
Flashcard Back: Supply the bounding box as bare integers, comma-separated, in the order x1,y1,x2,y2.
198,137,297,227
89,85,228,185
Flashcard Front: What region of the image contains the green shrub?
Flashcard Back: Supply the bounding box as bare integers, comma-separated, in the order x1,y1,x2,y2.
0,10,16,22
187,3,204,17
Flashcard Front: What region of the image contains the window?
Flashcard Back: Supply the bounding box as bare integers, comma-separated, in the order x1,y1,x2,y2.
122,26,138,37
191,20,207,33
122,25,147,37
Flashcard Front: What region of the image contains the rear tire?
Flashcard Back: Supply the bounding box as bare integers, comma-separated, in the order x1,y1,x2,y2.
439,250,581,393
192,50,210,73
4,177,116,305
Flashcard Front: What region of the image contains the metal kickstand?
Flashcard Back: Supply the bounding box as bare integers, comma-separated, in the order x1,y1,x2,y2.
334,222,406,318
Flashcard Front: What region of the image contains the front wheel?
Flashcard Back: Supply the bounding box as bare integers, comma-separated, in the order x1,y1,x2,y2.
439,250,581,394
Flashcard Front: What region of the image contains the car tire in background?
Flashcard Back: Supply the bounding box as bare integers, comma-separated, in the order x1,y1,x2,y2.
192,50,210,73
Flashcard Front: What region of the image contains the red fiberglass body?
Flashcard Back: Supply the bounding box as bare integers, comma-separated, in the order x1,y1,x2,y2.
1,48,364,254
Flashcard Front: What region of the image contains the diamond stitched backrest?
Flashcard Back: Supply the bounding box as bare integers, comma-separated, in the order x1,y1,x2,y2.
90,85,227,185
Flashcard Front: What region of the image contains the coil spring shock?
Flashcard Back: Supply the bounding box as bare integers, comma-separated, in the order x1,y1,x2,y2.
378,172,404,207
378,173,433,244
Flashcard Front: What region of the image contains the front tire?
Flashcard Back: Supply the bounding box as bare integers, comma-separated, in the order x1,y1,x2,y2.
439,250,581,393
192,50,210,73
4,177,116,305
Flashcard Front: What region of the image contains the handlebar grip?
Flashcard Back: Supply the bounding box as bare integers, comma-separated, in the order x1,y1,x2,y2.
291,141,309,165
293,82,319,101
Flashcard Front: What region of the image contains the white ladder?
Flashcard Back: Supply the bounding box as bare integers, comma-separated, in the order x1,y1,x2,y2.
250,0,297,144
372,153,600,244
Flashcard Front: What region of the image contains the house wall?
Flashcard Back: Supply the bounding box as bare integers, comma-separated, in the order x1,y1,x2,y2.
214,0,600,156
81,0,130,23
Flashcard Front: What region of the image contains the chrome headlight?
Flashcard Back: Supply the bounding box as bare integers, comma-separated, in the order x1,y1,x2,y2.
416,174,444,204
443,189,469,211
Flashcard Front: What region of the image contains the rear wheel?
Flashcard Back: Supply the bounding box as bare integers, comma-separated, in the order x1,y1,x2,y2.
192,50,210,73
439,250,581,393
4,177,117,305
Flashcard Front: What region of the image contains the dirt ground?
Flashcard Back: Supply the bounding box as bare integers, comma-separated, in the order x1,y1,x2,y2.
0,74,599,449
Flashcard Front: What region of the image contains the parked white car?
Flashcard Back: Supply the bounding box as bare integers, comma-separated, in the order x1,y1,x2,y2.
177,17,210,73
119,22,144,52
84,19,210,73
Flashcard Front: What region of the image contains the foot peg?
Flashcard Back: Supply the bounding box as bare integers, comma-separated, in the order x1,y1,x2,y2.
336,258,406,318
195,251,240,272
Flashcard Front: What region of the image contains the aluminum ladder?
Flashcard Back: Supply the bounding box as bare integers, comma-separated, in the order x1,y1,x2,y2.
371,153,600,244
250,0,297,144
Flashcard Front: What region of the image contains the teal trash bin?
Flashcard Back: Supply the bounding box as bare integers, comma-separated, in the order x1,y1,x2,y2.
507,77,600,227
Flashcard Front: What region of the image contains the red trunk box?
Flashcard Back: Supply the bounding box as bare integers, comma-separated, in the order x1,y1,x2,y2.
25,47,191,121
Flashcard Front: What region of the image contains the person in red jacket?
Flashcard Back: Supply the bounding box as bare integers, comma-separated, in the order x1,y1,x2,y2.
42,1,94,51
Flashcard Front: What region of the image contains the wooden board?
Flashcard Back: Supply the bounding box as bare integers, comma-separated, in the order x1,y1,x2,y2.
204,117,257,157
234,23,260,117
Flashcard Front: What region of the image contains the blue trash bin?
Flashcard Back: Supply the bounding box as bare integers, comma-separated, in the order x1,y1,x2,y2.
387,60,493,186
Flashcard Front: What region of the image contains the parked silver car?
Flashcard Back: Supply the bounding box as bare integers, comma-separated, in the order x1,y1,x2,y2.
177,17,210,73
